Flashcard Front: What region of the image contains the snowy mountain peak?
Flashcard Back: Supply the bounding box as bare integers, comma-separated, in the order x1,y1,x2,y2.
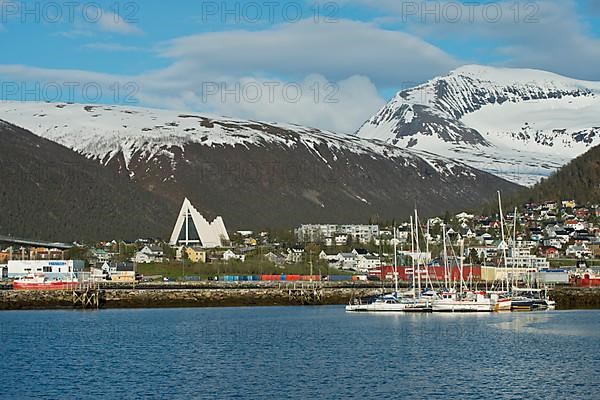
449,64,600,89
357,65,600,186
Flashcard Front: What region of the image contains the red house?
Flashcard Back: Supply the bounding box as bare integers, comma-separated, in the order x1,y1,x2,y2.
540,246,559,259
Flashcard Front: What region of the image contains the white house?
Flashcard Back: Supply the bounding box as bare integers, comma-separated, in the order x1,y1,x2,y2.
456,212,475,221
319,251,340,263
566,244,592,258
337,253,358,271
335,234,349,246
356,255,381,273
133,245,164,264
223,250,246,262
286,248,304,263
543,238,563,249
89,249,111,264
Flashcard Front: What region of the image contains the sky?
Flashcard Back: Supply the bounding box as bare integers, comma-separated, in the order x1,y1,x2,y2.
0,0,599,133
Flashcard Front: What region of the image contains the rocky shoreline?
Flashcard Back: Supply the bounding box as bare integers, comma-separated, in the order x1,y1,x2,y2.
1,285,599,310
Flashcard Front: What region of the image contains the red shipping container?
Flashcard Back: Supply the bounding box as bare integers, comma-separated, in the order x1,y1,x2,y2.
260,275,281,281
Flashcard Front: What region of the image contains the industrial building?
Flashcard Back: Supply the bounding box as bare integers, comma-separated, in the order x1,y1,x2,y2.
7,260,85,279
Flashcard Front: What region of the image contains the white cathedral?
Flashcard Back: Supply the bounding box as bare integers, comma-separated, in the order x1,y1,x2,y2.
169,198,230,248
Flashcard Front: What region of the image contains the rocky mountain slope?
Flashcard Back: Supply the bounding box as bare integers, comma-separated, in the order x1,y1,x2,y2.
0,120,174,242
357,65,600,186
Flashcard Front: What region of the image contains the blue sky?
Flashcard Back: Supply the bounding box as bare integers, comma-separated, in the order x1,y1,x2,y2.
1,0,599,132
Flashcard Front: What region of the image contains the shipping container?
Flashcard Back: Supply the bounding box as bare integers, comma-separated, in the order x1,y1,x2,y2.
328,275,352,281
260,274,282,281
301,275,321,281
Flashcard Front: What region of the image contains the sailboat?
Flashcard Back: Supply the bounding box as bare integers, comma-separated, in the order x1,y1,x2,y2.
432,238,495,312
403,210,435,312
494,191,513,311
474,191,513,311
346,225,413,312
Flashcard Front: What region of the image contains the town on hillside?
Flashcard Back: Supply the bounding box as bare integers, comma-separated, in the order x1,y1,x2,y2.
2,198,600,287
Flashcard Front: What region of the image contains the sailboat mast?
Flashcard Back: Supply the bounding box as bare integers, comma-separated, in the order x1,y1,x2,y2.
393,225,399,295
414,209,421,293
443,223,448,289
425,219,434,290
410,216,416,297
513,206,518,289
460,238,464,295
498,191,509,291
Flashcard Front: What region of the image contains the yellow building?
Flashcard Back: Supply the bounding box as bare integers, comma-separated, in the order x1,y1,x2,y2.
185,247,206,263
111,271,136,282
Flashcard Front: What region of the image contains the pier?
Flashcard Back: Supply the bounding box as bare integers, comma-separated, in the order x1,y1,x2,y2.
285,282,324,305
72,283,102,309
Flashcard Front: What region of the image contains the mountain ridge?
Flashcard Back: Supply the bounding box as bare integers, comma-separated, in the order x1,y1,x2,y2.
0,102,522,239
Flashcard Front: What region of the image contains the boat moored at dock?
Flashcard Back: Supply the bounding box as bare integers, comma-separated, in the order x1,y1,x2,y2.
12,273,78,291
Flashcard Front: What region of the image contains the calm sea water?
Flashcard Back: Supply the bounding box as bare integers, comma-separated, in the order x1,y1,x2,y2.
0,307,599,399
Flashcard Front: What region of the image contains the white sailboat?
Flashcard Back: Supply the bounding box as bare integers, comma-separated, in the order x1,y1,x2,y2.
403,211,435,312
432,239,495,312
346,225,412,312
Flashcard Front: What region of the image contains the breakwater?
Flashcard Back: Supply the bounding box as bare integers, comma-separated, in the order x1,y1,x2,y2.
2,284,600,310
0,283,382,310
550,287,600,309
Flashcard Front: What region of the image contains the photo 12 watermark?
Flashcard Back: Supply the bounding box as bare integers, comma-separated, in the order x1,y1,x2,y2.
201,80,339,104
198,1,339,24
0,1,139,24
0,81,139,104
399,1,539,24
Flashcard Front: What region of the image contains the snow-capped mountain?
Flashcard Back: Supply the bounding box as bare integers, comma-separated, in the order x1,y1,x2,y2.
357,65,600,186
0,101,519,232
0,100,473,177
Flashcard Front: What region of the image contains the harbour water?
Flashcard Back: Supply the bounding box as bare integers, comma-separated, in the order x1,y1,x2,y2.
1,307,599,399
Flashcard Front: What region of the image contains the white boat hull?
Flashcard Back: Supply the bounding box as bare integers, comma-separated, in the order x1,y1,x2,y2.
432,300,494,312
345,302,410,312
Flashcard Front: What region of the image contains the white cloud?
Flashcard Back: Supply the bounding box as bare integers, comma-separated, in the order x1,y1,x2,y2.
0,18,458,132
160,19,460,87
144,74,386,133
97,11,142,35
346,0,600,81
